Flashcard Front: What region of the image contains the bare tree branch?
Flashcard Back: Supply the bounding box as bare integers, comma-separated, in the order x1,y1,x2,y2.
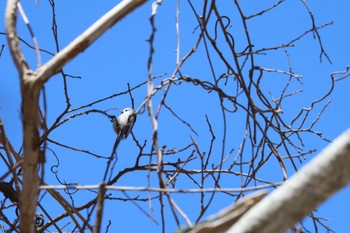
6,1,42,231
228,129,350,233
182,191,268,233
5,0,29,76
93,183,106,233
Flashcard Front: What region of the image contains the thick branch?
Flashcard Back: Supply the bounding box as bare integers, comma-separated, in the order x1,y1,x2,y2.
5,0,29,76
228,129,350,233
6,0,41,232
19,81,41,233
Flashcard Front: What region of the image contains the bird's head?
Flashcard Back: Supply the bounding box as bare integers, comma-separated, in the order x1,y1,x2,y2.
121,108,135,115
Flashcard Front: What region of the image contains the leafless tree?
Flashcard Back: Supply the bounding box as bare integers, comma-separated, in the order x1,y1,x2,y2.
0,0,349,232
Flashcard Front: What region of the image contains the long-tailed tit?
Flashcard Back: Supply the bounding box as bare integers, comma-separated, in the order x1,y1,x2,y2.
112,107,137,140
104,107,137,181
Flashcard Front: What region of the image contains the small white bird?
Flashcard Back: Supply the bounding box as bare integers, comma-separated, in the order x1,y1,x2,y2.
112,107,137,140
104,107,137,180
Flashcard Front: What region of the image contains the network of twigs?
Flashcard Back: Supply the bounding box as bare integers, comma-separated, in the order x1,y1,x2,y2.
1,0,349,232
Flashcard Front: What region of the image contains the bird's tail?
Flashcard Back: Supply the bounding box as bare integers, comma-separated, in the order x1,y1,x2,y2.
111,136,122,159
102,136,122,181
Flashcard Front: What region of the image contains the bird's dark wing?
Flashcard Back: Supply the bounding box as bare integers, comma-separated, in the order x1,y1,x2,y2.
112,116,121,136
124,113,136,138
128,113,136,125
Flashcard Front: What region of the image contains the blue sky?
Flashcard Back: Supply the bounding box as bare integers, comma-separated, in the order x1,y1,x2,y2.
1,1,350,232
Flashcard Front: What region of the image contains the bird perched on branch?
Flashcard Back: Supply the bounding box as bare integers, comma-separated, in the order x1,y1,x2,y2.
103,108,136,181
110,107,137,155
103,107,137,180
